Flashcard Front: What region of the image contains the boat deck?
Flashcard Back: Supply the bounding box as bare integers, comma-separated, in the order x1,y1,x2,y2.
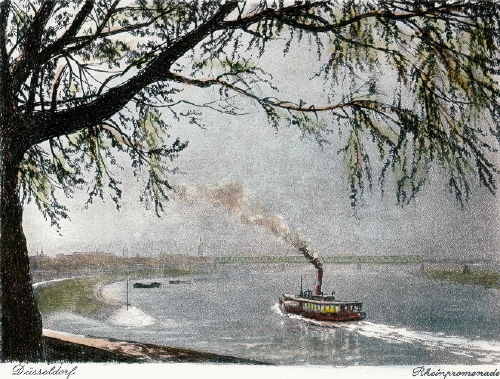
282,293,362,306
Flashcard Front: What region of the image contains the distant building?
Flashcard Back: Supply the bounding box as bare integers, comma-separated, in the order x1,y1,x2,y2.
30,246,47,257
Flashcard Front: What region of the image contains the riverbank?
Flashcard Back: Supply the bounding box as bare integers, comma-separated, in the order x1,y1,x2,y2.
34,274,266,364
423,268,500,289
34,268,194,316
42,329,266,364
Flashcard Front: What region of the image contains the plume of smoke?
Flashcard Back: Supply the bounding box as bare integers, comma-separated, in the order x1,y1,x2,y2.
173,182,322,270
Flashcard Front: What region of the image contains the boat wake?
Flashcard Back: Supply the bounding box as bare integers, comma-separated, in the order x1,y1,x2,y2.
271,303,500,363
342,321,500,363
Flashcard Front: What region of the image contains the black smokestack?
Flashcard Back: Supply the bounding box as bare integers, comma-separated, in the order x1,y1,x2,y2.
299,246,323,295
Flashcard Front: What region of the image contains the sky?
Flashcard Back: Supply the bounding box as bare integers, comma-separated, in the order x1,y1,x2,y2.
22,103,500,260
21,26,500,262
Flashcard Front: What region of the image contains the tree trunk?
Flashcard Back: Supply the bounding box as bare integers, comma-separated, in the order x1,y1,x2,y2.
0,132,44,361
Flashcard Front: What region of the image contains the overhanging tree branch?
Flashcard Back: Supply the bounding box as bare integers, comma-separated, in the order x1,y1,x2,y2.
11,0,96,92
29,1,239,146
65,3,177,54
10,0,55,91
163,71,403,116
218,1,466,32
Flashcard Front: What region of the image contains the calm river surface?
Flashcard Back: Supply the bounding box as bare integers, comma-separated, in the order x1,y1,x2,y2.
43,264,500,365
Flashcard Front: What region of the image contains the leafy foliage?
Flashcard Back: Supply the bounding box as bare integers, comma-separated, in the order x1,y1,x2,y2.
1,0,498,225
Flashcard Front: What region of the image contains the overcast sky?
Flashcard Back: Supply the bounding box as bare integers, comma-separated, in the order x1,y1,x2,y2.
22,35,500,261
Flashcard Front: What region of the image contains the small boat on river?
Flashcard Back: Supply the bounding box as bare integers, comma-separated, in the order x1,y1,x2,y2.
279,269,366,322
133,282,161,288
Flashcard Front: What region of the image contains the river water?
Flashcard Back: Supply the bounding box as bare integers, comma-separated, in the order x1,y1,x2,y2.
42,264,500,365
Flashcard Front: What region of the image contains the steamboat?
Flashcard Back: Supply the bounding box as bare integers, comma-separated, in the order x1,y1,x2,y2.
279,268,366,322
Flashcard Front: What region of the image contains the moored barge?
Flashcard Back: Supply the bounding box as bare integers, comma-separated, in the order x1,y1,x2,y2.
133,281,161,288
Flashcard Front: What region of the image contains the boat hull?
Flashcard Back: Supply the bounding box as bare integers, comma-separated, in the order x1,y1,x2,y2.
280,294,366,322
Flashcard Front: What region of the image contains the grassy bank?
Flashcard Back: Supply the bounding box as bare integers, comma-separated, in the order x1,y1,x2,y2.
424,268,500,289
35,277,112,314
